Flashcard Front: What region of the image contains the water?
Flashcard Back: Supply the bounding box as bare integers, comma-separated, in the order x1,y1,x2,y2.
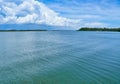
0,31,120,84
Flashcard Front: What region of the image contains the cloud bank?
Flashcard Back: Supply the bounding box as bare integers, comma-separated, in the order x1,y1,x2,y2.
0,0,79,26
1,0,117,28
84,22,107,28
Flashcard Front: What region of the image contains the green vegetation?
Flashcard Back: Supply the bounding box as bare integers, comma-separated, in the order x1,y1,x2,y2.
78,27,120,32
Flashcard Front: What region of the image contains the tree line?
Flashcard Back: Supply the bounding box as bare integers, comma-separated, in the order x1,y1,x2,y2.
78,27,120,32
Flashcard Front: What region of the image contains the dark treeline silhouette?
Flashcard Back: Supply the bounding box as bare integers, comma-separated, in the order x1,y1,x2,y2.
78,27,120,32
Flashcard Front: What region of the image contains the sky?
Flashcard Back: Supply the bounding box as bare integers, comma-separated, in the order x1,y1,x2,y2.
0,0,120,30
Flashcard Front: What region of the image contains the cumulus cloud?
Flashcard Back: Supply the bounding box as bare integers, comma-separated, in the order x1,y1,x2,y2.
0,0,80,26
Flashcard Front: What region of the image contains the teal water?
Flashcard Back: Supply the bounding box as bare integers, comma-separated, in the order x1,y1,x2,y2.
0,31,120,84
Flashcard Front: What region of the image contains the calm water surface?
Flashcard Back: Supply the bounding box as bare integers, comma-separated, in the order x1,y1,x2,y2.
0,31,120,84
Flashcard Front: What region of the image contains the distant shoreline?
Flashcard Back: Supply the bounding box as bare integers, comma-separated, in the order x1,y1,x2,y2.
78,27,120,32
0,30,47,32
0,30,75,32
0,28,120,32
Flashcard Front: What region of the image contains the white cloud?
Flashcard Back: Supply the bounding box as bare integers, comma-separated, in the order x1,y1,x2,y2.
84,22,108,28
0,0,80,26
16,13,38,24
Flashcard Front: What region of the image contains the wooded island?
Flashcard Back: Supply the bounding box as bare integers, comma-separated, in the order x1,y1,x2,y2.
78,27,120,32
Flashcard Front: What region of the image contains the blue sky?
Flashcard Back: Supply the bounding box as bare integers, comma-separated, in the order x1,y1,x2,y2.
0,0,120,29
40,0,120,27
